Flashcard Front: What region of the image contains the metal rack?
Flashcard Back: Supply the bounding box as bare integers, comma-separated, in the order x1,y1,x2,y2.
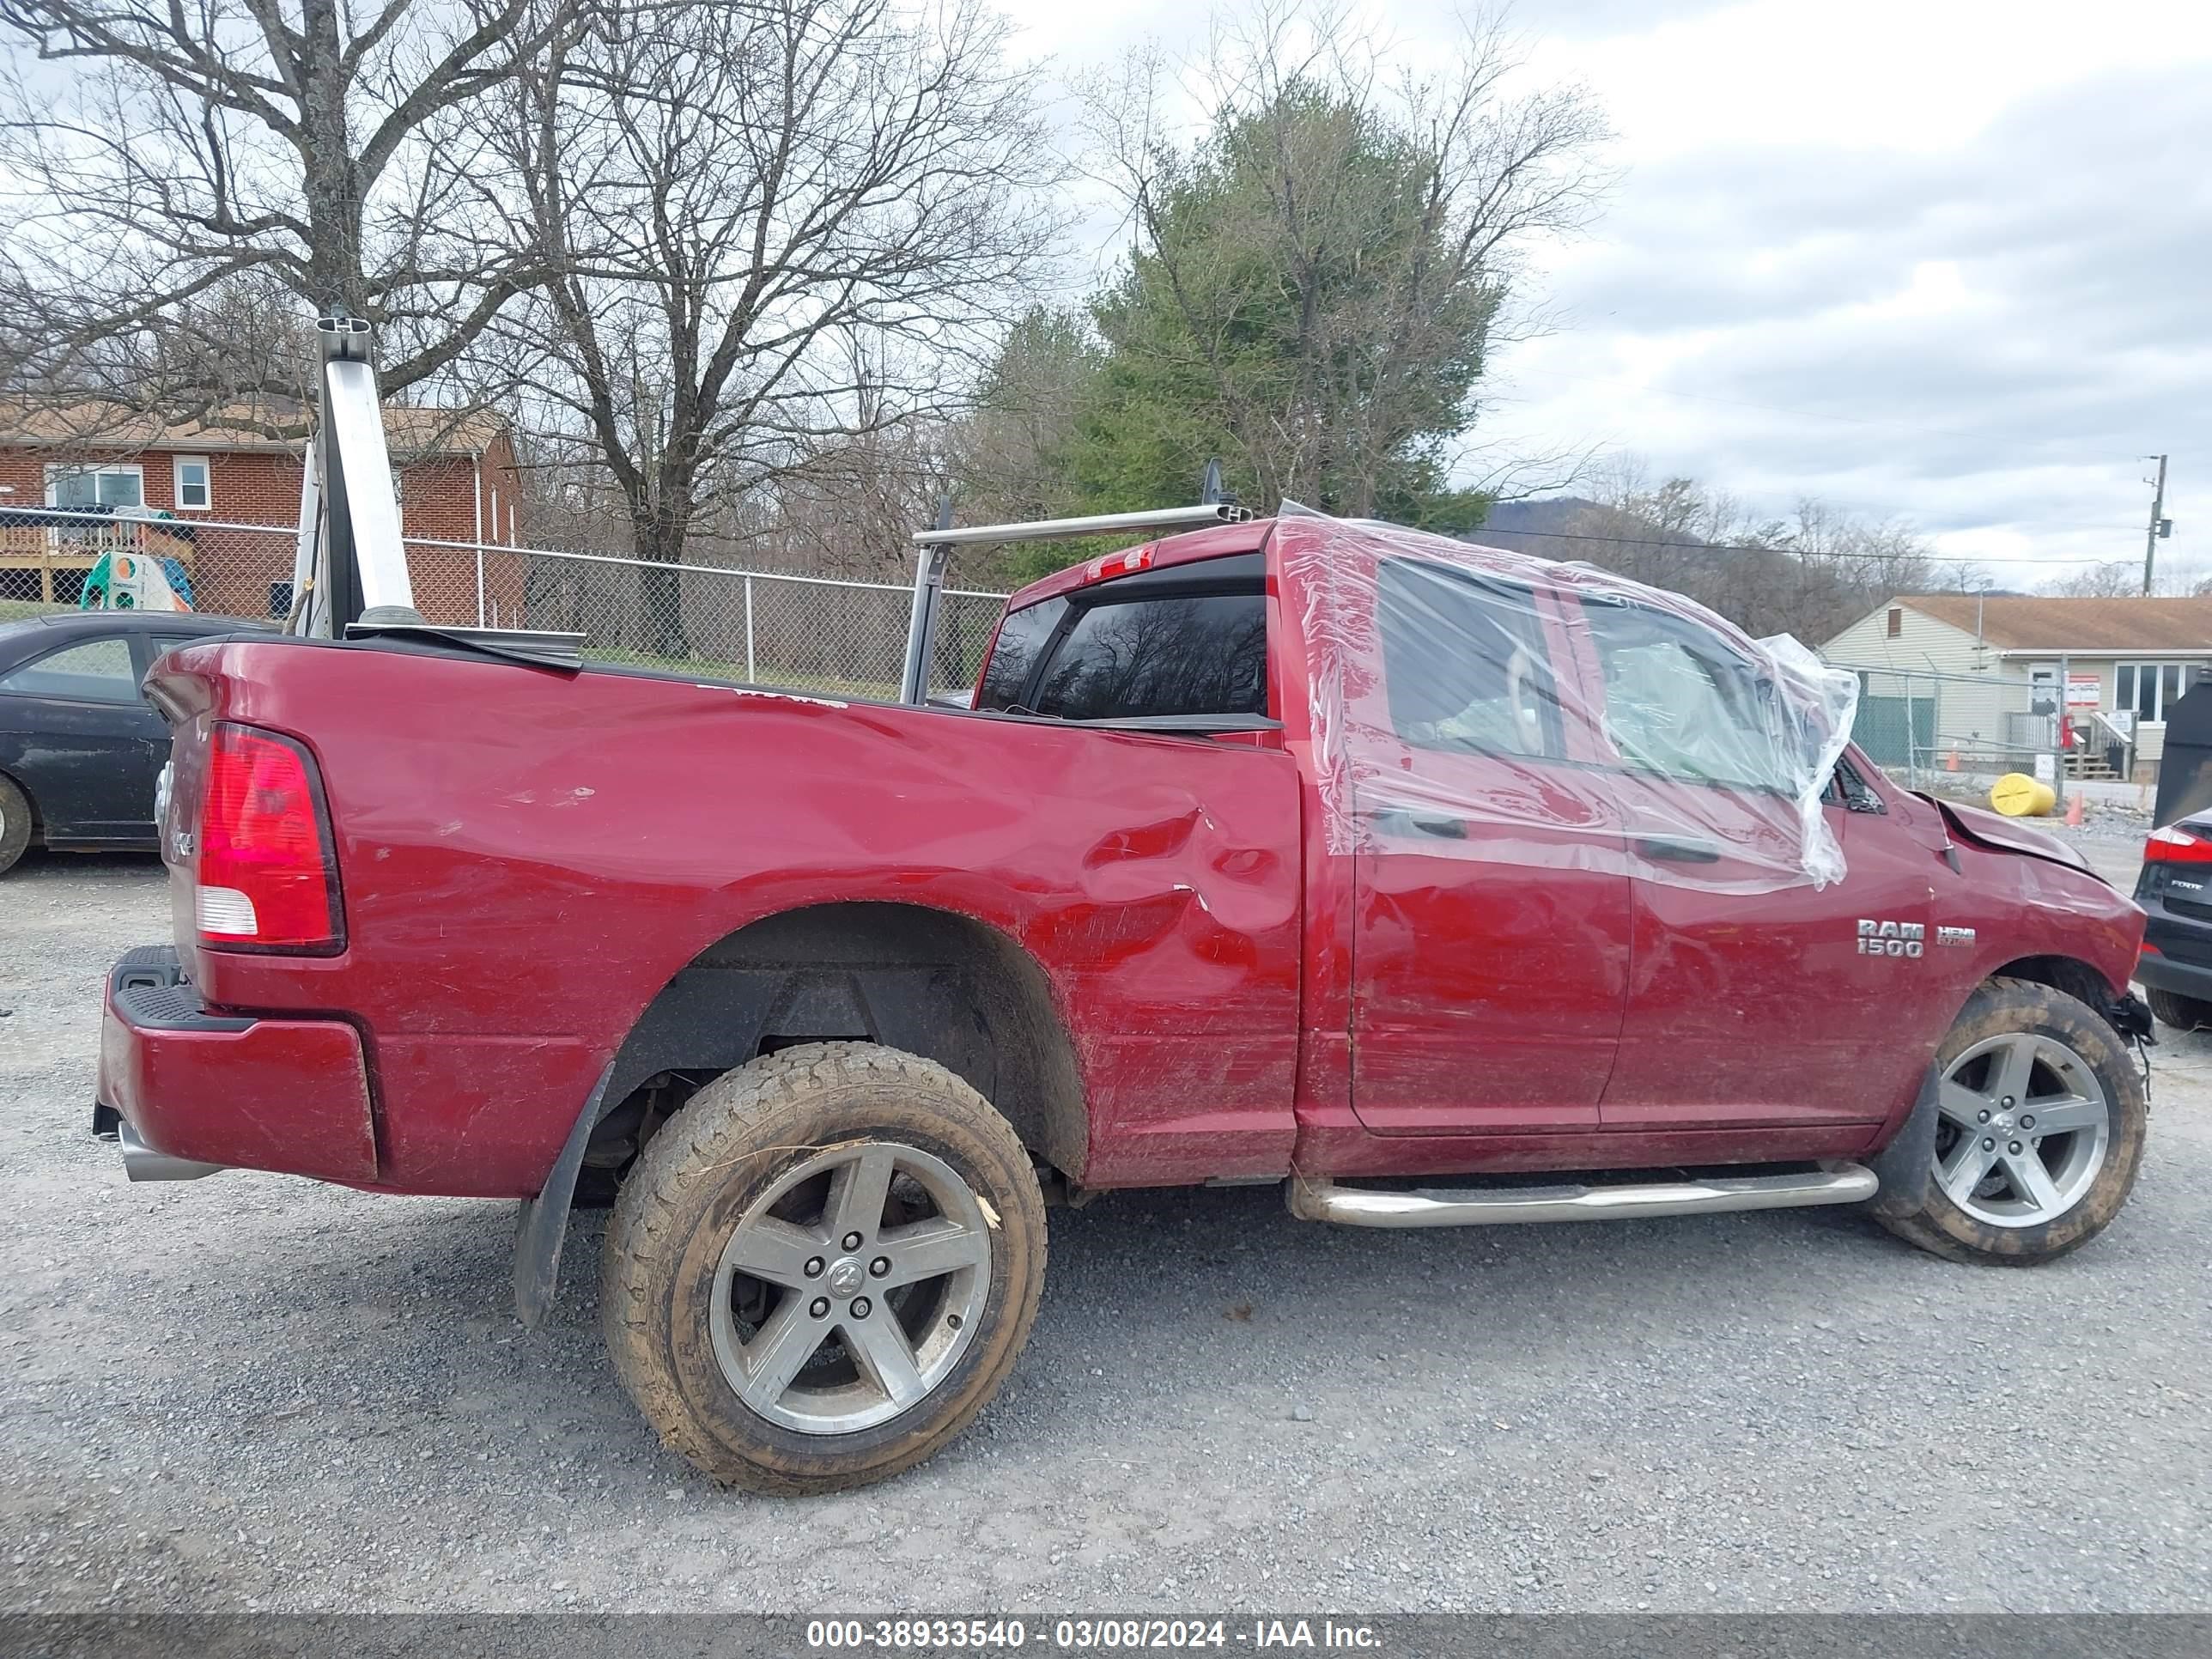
289,313,417,636
896,464,1251,704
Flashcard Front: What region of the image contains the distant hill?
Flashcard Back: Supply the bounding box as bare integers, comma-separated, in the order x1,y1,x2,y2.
1455,495,1863,642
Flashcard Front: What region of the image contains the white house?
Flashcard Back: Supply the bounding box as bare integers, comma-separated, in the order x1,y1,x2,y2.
1822,594,2212,779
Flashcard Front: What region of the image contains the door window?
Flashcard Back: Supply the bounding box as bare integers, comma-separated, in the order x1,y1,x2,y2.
1029,592,1267,720
143,633,198,687
0,635,139,702
1375,561,1564,759
1582,600,1794,792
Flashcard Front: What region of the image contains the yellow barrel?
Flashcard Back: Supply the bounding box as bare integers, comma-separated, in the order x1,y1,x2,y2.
1990,773,2057,817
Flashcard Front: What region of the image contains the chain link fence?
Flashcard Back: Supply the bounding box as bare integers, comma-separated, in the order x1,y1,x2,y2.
1846,665,2151,793
0,509,303,623
0,510,1010,702
433,540,1007,701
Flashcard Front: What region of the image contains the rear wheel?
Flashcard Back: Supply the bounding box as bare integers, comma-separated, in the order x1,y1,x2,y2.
2145,986,2212,1033
0,774,31,876
1877,978,2145,1266
602,1041,1046,1493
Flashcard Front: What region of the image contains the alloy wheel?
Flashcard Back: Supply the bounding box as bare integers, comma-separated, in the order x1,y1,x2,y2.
708,1142,993,1434
1932,1031,2111,1229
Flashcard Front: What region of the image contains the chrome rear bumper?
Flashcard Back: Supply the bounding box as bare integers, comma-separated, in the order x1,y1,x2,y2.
117,1119,227,1182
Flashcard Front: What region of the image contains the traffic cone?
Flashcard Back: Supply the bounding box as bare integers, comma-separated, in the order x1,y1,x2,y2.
1946,749,1959,772
2065,793,2086,827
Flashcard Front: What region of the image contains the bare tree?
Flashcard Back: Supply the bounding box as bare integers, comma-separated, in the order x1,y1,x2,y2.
474,0,1055,655
2039,560,2212,598
0,0,582,420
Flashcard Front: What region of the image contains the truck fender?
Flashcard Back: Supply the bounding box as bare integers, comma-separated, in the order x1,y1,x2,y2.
512,1061,615,1328
1864,1063,1938,1219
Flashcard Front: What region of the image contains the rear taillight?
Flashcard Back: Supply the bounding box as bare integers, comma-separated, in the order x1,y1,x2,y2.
2146,823,2212,865
194,722,342,951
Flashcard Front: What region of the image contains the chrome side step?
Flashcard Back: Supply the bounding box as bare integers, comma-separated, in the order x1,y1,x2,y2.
1286,1164,1878,1228
118,1121,227,1182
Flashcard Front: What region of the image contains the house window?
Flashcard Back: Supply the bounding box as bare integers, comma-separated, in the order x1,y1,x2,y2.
2117,662,2193,723
173,456,211,511
1886,607,1902,639
45,463,143,513
43,464,143,544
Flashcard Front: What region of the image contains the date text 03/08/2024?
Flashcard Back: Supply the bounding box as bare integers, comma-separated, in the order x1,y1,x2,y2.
805,1619,1383,1650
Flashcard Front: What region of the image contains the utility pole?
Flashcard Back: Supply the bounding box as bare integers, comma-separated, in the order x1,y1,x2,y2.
2142,454,2172,596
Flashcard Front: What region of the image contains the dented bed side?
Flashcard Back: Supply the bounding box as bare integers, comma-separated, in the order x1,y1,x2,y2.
139,635,1305,1196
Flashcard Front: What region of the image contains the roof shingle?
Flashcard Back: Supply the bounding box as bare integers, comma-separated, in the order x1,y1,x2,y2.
0,398,506,457
1896,593,2212,653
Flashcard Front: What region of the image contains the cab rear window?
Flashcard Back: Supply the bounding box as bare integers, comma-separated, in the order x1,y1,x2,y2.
1030,593,1267,721
975,553,1269,722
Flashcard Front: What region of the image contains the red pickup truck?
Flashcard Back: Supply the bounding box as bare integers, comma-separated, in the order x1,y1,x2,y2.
97,510,2152,1493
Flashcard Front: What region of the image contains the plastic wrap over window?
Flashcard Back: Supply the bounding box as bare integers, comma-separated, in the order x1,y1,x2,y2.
1274,505,1861,893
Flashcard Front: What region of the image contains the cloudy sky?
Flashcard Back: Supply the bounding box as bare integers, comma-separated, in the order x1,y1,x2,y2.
997,0,2212,588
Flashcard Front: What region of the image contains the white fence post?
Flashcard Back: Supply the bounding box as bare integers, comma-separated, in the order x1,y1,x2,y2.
475,543,486,627
744,576,757,682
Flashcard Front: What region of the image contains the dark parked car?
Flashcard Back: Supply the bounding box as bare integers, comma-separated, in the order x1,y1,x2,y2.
0,611,257,875
2133,815,2212,1029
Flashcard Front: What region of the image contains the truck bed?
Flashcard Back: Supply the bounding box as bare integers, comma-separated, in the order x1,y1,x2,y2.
141,635,1307,1194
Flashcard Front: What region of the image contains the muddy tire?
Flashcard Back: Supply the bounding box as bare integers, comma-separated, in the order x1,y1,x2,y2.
1877,978,2145,1267
2145,986,2212,1033
602,1041,1047,1494
0,773,32,876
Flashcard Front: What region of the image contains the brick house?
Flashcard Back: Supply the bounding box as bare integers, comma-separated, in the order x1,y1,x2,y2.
0,402,526,625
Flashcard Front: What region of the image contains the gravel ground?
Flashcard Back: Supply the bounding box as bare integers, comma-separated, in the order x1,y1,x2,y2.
3,847,2209,1616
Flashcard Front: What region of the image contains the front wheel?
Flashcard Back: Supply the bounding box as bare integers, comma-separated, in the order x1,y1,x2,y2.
1877,978,2146,1266
602,1041,1047,1494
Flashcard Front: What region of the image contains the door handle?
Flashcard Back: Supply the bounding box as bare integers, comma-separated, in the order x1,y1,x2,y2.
1365,808,1468,840
1634,836,1722,863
